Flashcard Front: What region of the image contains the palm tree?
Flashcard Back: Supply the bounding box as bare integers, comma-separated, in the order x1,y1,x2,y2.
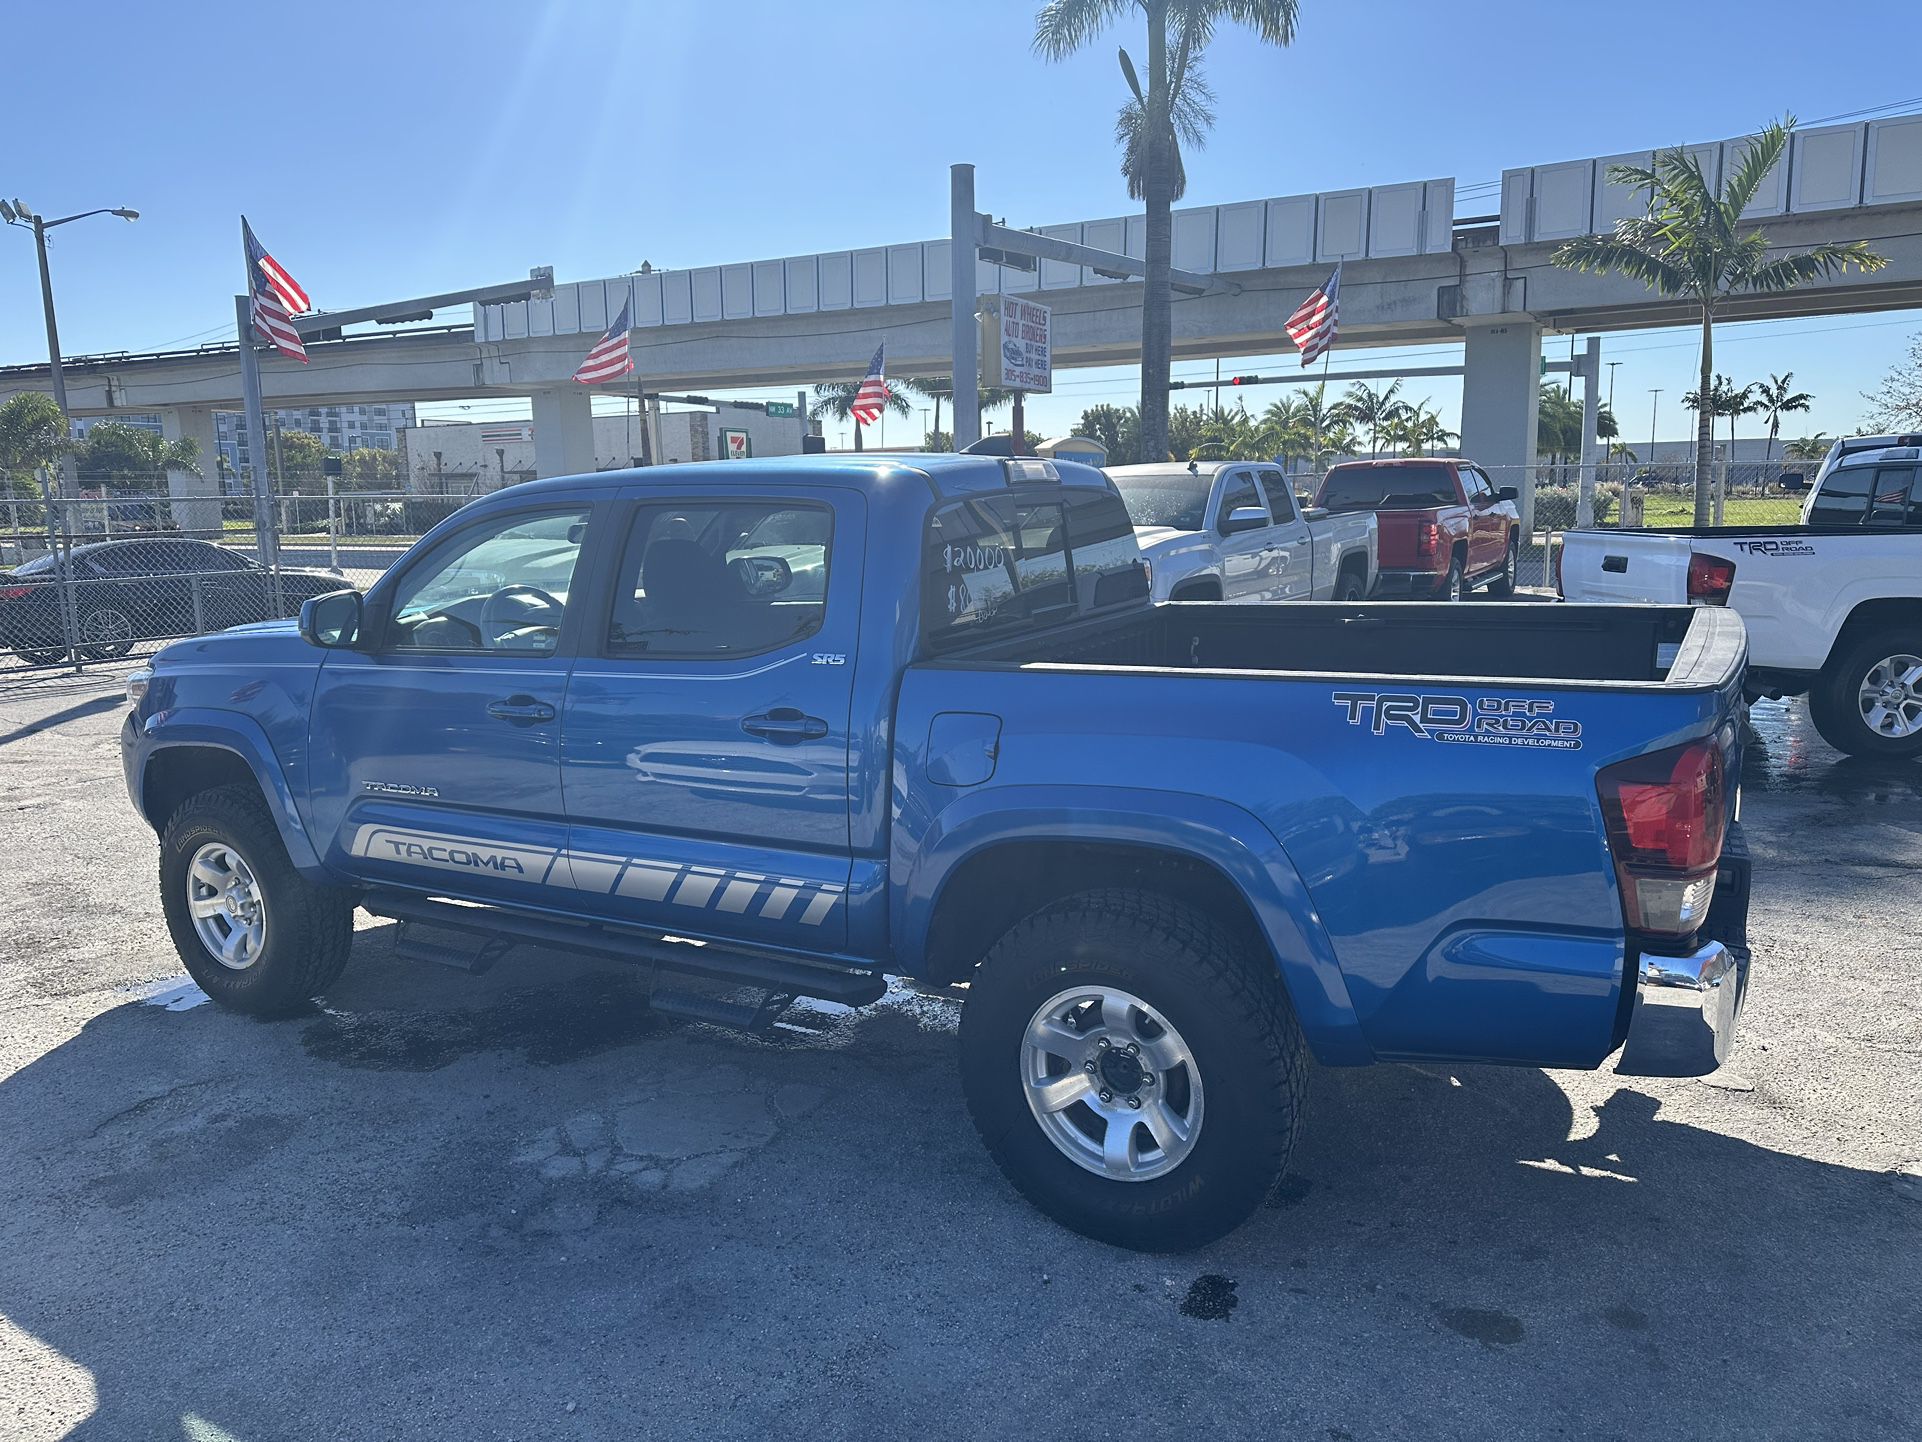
1753,372,1813,463
1682,373,1757,520
1401,405,1457,457
810,377,912,451
1784,433,1830,463
1333,380,1413,457
896,377,1016,442
1034,1,1300,467
1553,116,1886,525
1536,383,1584,464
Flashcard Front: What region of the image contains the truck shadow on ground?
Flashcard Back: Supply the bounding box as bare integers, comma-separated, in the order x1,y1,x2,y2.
2,931,1917,1439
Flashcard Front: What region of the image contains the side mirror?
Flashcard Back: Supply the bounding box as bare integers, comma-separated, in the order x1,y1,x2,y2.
1220,506,1269,536
1777,473,1808,493
1497,486,1519,502
299,588,363,649
1300,505,1330,522
732,553,793,597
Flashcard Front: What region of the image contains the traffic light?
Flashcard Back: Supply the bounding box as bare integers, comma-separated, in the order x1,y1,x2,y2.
1229,375,1261,386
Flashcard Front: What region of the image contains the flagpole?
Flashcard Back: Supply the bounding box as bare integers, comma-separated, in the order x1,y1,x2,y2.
234,291,278,574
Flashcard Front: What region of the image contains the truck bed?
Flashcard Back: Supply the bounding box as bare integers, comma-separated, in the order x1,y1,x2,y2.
955,601,1739,690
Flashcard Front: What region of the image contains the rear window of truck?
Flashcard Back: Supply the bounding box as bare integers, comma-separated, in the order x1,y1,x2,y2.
1318,464,1457,512
924,487,1147,650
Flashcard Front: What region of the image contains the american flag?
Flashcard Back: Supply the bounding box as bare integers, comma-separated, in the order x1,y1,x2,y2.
1284,264,1340,367
849,344,888,426
573,300,634,384
243,217,309,364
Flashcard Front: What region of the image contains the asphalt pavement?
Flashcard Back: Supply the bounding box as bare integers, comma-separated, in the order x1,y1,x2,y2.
0,673,1916,1441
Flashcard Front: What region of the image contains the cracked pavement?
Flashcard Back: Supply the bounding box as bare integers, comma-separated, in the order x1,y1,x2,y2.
0,672,1918,1441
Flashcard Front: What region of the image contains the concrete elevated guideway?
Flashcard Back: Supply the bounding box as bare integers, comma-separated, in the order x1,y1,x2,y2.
5,110,1922,487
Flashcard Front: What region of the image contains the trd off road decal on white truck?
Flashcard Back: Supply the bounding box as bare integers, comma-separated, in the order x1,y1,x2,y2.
1728,537,1815,556
348,825,843,924
1332,693,1583,750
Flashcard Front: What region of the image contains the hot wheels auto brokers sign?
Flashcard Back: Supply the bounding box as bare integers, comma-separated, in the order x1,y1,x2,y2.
1333,692,1583,749
989,297,1052,393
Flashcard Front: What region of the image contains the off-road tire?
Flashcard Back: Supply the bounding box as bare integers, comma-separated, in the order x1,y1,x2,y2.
1809,629,1922,760
959,889,1308,1252
159,784,355,1014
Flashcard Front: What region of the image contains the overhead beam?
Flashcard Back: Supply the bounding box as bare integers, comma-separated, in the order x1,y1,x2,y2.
295,268,555,336
976,219,1228,296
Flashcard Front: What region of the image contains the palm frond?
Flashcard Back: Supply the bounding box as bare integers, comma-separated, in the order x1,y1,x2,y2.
1115,99,1186,202
1742,241,1889,293
1551,235,1691,296
1211,0,1301,46
1031,0,1133,58
1717,119,1791,232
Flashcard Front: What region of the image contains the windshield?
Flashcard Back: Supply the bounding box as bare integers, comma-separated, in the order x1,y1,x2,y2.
1318,464,1457,512
1109,472,1213,531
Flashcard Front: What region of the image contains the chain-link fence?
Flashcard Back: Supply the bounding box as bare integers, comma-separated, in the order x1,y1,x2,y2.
0,481,480,677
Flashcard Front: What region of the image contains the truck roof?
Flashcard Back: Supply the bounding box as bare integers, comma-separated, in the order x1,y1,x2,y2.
507,452,1113,503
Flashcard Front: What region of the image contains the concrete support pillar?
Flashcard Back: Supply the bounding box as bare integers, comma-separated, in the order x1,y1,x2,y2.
159,406,222,538
530,387,596,479
1576,337,1601,529
1459,321,1543,539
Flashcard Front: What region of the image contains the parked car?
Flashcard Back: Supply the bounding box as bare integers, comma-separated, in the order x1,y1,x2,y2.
1558,433,1922,758
1107,460,1376,602
123,453,1752,1250
1314,458,1521,600
1,538,345,665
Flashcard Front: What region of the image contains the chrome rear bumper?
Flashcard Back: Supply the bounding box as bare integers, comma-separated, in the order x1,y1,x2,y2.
1615,938,1751,1077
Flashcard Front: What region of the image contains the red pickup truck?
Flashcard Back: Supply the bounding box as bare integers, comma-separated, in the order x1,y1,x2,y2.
1314,458,1521,600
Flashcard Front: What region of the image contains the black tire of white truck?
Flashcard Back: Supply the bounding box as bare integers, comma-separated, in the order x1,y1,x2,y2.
158,784,357,1014
1809,629,1922,759
958,889,1308,1252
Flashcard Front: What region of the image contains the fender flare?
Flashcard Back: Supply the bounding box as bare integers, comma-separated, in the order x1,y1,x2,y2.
133,709,326,875
896,784,1371,1065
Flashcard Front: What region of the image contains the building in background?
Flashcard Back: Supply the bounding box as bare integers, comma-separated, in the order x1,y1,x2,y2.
70,414,164,439
398,405,806,492
215,402,416,480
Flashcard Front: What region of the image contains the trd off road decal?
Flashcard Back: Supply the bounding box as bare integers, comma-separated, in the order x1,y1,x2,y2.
1332,692,1583,751
1729,538,1814,556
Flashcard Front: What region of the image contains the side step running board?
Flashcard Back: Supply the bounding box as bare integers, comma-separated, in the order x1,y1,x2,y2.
360,889,886,1007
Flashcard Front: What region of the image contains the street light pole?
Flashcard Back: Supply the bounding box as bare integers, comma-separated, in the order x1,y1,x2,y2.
4,201,140,498
1649,389,1662,471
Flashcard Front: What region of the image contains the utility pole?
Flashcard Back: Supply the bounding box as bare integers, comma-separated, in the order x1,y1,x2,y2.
1606,361,1621,414
1648,390,1663,474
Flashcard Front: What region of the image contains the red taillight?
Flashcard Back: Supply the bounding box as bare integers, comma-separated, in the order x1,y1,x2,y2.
1597,739,1729,938
0,585,30,601
1686,553,1735,605
1416,522,1441,559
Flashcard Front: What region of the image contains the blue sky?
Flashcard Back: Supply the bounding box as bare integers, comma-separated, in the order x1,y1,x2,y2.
3,0,1918,449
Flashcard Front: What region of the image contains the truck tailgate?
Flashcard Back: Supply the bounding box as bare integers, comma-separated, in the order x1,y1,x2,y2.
1372,509,1439,568
1559,529,1693,604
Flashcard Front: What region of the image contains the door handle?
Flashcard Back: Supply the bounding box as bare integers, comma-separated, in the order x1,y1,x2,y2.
742,708,829,744
486,696,556,725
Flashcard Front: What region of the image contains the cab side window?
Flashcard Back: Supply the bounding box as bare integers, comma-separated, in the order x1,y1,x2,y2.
1867,465,1917,526
605,501,832,658
387,509,588,654
1257,470,1297,524
1217,474,1266,531
1808,467,1875,526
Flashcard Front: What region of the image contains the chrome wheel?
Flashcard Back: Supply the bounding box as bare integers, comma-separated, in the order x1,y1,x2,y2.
1858,653,1922,739
1446,565,1466,602
1502,543,1517,590
1021,985,1204,1182
186,842,268,970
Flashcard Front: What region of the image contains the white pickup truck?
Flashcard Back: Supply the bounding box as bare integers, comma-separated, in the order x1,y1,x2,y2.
1108,460,1377,603
1559,433,1922,758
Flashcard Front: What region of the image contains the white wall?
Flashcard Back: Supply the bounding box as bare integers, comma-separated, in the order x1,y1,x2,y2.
400,407,803,490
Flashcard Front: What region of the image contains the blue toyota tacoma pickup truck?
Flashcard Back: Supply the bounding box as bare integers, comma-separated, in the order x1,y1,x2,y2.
123,453,1753,1249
